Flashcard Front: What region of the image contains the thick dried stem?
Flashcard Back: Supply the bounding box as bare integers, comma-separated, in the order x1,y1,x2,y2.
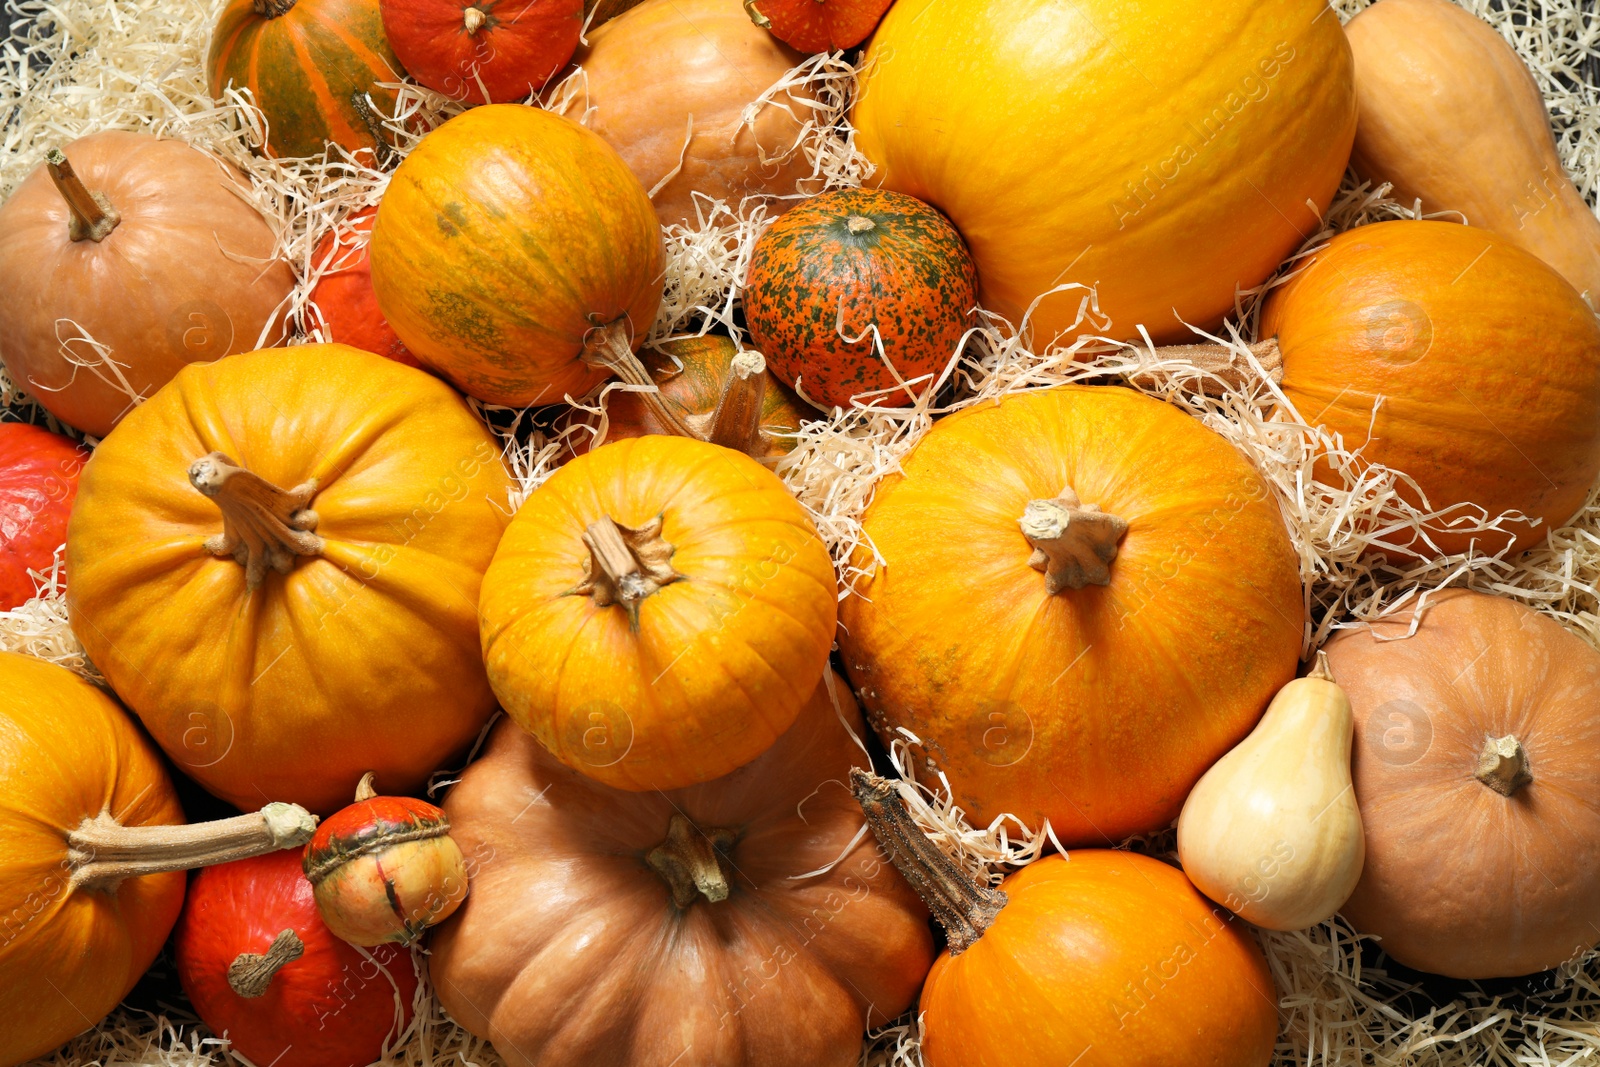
851,769,1006,955
46,149,120,243
228,929,304,998
1124,338,1283,397
1476,734,1533,797
743,0,770,28
251,0,297,15
1307,649,1334,682
582,320,705,440
1020,486,1129,593
705,350,769,455
463,5,487,32
190,453,324,590
647,814,736,908
69,802,317,892
353,772,378,802
846,216,876,235
573,514,685,629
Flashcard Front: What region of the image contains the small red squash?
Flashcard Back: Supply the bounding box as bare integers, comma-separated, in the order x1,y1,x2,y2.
381,0,583,104
307,207,420,368
208,0,405,160
303,773,468,946
744,188,977,410
744,0,893,52
176,849,419,1067
0,424,86,609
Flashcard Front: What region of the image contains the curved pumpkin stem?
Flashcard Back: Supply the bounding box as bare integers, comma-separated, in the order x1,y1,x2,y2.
574,514,684,629
647,814,736,908
1475,734,1533,797
704,349,769,455
228,929,305,998
1019,486,1128,592
251,0,297,16
742,0,770,28
69,803,318,892
582,320,706,442
190,452,324,590
46,149,120,243
1124,337,1283,396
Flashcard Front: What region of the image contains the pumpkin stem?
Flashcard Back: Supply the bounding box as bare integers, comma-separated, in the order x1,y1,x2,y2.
1475,734,1533,797
69,802,317,893
845,215,876,234
1019,486,1129,593
354,772,378,802
189,452,325,590
704,349,769,455
573,514,685,628
850,769,1006,955
582,320,706,442
46,149,120,243
1125,338,1283,397
743,0,771,28
463,5,487,32
227,929,305,998
250,0,297,16
647,813,736,908
1307,650,1335,682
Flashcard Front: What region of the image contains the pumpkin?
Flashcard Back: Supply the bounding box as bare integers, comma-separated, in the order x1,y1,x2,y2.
558,0,813,229
65,344,514,815
306,207,420,368
567,335,806,459
303,773,468,945
208,0,405,161
856,772,1276,1067
175,849,418,1067
0,424,87,610
0,133,293,439
1261,219,1600,558
851,0,1355,345
838,385,1303,844
1177,652,1365,931
743,0,892,52
428,672,934,1067
1324,589,1600,978
1346,0,1600,302
480,434,837,791
0,651,315,1067
743,188,977,411
381,0,583,104
370,105,673,420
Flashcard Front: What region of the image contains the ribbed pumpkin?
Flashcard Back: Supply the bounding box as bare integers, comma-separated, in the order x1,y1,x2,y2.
307,206,420,367
480,434,837,791
370,104,667,412
208,0,405,160
381,0,583,104
744,188,977,410
744,0,893,52
851,0,1355,344
838,386,1304,843
66,344,514,814
1261,220,1600,558
0,424,87,609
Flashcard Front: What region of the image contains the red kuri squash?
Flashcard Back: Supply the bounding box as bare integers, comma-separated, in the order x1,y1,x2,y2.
743,0,892,52
307,207,420,367
381,0,583,104
0,424,86,609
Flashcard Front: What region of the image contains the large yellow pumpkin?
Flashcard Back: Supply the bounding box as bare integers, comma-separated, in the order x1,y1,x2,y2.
838,386,1304,843
66,344,514,814
851,0,1355,345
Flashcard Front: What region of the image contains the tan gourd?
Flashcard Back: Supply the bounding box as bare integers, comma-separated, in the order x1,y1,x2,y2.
1177,652,1364,932
1345,0,1600,302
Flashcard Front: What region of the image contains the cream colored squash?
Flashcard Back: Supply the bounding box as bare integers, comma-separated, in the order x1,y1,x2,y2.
1177,652,1364,931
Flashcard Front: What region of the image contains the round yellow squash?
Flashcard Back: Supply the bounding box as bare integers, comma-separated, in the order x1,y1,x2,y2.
852,0,1355,345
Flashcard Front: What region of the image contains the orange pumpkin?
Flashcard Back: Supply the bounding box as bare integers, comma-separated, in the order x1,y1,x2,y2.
430,674,934,1067
66,344,514,814
1325,590,1600,978
1261,220,1600,558
479,434,837,790
0,652,315,1067
370,104,668,413
838,386,1303,844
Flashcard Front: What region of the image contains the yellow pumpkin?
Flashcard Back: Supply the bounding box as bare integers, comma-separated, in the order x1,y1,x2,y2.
851,0,1355,345
66,344,514,814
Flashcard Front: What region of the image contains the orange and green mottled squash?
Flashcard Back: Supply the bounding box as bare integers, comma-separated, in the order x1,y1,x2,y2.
744,189,977,410
208,0,405,161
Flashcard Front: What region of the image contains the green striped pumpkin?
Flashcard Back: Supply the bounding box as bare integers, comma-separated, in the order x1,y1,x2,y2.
207,0,405,161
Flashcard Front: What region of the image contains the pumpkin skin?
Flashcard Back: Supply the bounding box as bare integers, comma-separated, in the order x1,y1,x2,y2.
919,852,1277,1067
0,424,87,609
370,104,664,408
745,0,893,52
381,0,583,104
66,344,514,815
838,386,1304,843
559,0,813,229
429,673,935,1067
175,850,419,1067
480,434,837,791
1261,220,1600,558
0,653,187,1067
307,207,420,368
1346,0,1600,303
0,132,293,438
744,188,977,410
851,0,1355,345
208,0,405,161
1324,590,1600,979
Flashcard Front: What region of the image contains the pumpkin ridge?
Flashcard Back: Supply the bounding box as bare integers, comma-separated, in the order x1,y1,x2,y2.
304,3,400,81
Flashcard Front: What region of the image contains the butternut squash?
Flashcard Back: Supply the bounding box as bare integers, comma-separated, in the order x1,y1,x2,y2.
1346,0,1600,302
1177,652,1364,932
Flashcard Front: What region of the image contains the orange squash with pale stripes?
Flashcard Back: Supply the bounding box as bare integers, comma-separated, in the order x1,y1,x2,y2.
207,0,405,161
